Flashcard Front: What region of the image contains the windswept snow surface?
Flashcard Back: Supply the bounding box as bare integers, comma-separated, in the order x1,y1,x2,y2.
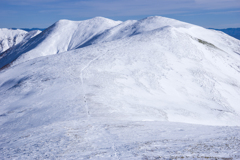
0,16,240,159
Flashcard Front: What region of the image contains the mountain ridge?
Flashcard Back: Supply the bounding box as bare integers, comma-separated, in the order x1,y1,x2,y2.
1,16,240,70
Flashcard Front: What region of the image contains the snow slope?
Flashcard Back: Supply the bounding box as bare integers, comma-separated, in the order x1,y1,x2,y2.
0,16,240,159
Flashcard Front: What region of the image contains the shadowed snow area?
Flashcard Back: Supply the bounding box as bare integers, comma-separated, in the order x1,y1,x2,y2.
0,16,240,159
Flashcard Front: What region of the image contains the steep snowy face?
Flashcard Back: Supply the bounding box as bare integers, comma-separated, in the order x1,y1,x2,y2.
0,16,240,127
0,29,28,54
0,17,122,69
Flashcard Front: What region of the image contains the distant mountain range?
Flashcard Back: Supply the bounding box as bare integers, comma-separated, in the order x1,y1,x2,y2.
210,28,240,40
11,28,45,32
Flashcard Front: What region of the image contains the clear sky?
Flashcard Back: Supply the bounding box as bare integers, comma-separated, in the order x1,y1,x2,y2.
0,0,240,29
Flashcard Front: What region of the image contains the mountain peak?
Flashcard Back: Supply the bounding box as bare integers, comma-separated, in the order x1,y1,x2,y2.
54,19,72,24
54,17,122,27
90,16,120,22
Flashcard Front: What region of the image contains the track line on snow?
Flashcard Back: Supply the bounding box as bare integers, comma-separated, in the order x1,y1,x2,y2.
112,142,120,160
80,52,106,121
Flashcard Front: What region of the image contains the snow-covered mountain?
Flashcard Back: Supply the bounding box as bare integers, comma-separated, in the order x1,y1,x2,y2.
0,28,41,70
0,16,240,159
0,28,41,54
0,28,27,54
1,16,240,125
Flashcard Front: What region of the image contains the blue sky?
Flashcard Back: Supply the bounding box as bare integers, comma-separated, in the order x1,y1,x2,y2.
0,0,240,29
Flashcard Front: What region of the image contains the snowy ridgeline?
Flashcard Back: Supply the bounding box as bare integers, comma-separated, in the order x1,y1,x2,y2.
0,16,240,159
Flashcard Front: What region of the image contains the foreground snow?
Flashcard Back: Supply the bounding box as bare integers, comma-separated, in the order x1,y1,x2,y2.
0,16,240,159
1,119,240,159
